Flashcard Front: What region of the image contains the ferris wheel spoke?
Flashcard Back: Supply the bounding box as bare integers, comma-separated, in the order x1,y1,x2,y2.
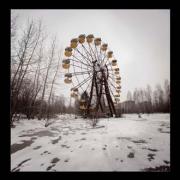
100,51,108,66
71,56,92,69
108,78,117,90
71,70,92,76
71,63,92,71
88,43,98,60
95,45,100,62
99,49,103,63
75,48,92,66
72,59,84,92
103,58,111,67
81,44,95,62
84,78,92,93
73,74,93,90
108,84,115,97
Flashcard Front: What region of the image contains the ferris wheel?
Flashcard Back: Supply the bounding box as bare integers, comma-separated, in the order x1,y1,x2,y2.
62,34,121,117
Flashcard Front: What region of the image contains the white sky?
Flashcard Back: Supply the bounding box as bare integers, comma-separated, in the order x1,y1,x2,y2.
12,9,170,102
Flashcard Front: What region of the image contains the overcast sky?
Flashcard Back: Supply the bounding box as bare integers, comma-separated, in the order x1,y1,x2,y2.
12,9,170,102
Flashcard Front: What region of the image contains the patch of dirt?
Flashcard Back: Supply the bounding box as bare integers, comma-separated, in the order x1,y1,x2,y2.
64,158,69,162
19,130,57,138
61,144,70,148
11,138,35,154
46,157,60,171
158,128,170,134
51,157,60,164
164,160,170,164
147,153,156,161
11,158,31,172
46,164,55,171
142,165,170,172
33,146,42,150
40,151,51,155
127,152,135,158
131,139,147,144
142,147,158,152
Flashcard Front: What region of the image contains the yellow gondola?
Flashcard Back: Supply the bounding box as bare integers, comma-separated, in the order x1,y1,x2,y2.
62,59,70,69
78,34,86,44
71,87,78,92
86,34,94,43
116,89,121,93
94,38,101,46
116,76,121,80
114,68,119,71
64,73,72,84
107,51,113,58
116,86,121,90
70,87,78,98
112,59,117,66
70,38,78,48
71,92,78,98
115,71,120,75
64,78,72,84
64,47,73,57
114,94,120,97
101,43,108,51
62,63,70,69
116,80,121,84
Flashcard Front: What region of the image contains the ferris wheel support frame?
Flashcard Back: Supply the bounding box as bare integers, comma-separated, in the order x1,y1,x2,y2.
86,62,117,117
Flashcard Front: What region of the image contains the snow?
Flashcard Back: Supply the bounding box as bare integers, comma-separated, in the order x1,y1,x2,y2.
11,113,170,171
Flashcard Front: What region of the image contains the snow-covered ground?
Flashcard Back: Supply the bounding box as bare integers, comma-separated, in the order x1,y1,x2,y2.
11,113,170,172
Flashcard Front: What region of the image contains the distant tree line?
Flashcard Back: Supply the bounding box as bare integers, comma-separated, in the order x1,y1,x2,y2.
119,80,170,114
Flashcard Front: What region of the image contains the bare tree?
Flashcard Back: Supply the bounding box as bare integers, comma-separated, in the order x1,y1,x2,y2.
45,49,62,126
11,20,43,125
38,37,56,120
